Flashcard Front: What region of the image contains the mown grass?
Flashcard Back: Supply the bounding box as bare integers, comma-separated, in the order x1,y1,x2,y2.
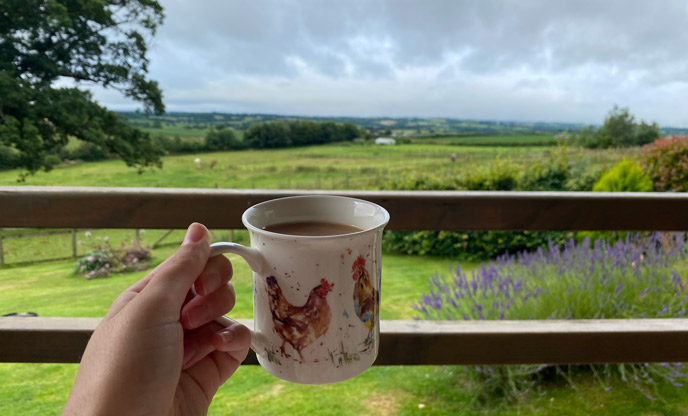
4,248,687,415
0,245,463,415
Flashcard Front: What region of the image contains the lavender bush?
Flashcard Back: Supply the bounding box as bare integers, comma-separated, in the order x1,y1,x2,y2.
414,233,688,402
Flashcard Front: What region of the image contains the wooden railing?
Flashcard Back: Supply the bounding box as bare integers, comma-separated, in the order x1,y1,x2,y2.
1,186,688,365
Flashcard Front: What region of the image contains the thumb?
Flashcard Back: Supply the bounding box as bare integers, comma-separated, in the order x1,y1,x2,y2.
139,223,211,314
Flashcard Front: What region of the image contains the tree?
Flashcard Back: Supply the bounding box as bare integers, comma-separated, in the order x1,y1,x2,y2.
204,126,243,151
0,0,165,177
569,106,659,149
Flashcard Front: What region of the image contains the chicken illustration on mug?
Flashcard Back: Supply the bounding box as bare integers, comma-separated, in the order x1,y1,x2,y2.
264,254,379,363
352,255,378,346
266,276,334,362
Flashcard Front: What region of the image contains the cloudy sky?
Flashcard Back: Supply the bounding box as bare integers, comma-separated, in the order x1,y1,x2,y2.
92,0,688,127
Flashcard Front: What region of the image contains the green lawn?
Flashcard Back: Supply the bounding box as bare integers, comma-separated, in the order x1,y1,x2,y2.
4,249,687,415
0,245,468,415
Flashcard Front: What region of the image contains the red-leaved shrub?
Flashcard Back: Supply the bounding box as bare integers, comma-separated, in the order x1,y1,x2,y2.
639,135,688,192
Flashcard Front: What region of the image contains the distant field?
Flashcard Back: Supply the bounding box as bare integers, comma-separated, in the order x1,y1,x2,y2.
139,125,209,139
0,143,562,189
0,142,634,189
409,133,558,146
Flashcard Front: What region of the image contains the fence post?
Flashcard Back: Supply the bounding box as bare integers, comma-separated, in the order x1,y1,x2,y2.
71,229,77,258
0,234,4,266
152,230,174,249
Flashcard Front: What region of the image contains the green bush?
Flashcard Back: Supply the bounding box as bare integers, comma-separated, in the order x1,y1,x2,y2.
639,135,688,192
568,106,659,149
205,126,244,151
383,229,575,261
577,159,652,245
381,148,589,260
59,141,111,161
462,158,519,190
43,154,62,168
592,159,653,192
0,145,21,170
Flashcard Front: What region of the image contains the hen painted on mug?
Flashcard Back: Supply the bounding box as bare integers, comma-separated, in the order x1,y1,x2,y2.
352,255,379,345
266,276,334,362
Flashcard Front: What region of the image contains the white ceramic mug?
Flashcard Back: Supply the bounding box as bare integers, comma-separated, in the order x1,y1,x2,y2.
210,195,390,384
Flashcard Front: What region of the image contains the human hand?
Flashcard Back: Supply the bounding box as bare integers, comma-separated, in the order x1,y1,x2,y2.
63,223,250,416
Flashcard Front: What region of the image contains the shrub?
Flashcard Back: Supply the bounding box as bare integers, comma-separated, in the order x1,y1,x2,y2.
75,249,120,279
43,154,62,169
414,233,688,402
382,147,591,260
592,159,653,192
568,106,659,149
639,135,688,192
205,126,244,151
60,141,110,162
0,145,21,170
461,158,519,190
382,230,575,261
74,231,151,279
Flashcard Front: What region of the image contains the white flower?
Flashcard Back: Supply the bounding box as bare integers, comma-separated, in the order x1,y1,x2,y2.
87,256,95,263
104,236,109,242
84,231,92,238
139,229,146,235
194,158,201,164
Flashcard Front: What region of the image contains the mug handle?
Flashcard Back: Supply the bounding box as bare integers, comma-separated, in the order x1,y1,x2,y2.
209,241,269,354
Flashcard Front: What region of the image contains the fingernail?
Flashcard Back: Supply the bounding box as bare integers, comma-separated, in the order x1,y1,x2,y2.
182,223,207,246
217,329,234,344
182,339,197,367
184,304,210,329
200,272,221,296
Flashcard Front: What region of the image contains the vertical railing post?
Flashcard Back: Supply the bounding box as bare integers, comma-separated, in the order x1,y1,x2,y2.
0,233,4,266
71,229,77,258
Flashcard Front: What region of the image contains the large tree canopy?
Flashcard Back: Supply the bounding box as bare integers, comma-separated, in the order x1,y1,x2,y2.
0,0,165,177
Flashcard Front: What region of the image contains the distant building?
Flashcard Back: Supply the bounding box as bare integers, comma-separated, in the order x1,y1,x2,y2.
375,137,396,145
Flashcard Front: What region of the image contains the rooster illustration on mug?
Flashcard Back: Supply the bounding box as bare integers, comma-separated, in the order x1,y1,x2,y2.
352,255,378,346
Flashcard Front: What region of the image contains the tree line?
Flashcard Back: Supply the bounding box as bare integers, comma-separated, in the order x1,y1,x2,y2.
152,119,363,154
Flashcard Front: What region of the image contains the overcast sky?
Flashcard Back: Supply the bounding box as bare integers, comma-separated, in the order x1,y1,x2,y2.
91,0,688,127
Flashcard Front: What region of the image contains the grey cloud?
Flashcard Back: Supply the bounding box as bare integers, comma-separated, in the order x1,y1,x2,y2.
94,0,688,125
157,0,688,83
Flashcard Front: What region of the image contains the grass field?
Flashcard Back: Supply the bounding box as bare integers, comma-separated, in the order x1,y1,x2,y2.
0,142,632,190
2,246,687,415
409,133,558,146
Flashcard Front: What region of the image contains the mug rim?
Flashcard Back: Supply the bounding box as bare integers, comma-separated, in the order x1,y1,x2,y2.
241,195,390,239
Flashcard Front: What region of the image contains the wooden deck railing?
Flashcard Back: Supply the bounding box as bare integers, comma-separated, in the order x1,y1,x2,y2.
1,186,688,365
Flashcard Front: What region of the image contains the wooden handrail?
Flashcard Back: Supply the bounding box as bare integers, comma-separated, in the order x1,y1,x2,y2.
2,186,688,231
2,187,688,366
3,317,688,365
